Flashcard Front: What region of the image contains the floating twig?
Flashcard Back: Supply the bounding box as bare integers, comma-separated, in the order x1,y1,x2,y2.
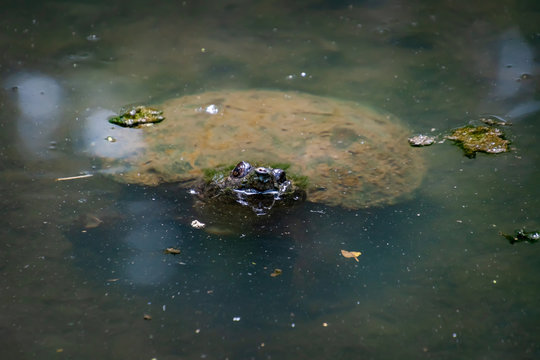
55,174,93,181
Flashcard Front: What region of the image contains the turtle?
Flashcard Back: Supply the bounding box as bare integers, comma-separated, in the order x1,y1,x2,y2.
88,89,425,210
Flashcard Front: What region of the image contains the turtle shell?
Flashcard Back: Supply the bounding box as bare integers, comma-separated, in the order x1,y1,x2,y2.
98,90,425,209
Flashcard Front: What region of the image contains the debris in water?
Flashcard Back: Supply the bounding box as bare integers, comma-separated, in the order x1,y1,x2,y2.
480,115,512,126
500,229,539,244
191,220,206,229
341,249,362,262
83,214,103,229
270,269,283,277
56,174,93,181
143,314,152,320
408,134,435,147
163,247,181,255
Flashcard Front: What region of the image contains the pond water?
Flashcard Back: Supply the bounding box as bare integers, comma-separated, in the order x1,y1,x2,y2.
1,1,539,359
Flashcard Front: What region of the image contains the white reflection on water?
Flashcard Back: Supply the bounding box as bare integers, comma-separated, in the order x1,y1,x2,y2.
486,28,540,120
3,72,63,158
494,28,533,99
81,107,146,175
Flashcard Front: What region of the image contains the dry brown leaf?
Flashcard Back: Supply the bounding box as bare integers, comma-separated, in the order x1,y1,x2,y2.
84,214,103,229
341,249,362,262
164,247,181,255
270,269,283,277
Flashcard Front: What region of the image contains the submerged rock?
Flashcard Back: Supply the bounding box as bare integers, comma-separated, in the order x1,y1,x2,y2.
446,125,509,158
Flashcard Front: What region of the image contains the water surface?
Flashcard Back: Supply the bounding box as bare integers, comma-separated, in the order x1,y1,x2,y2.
1,1,539,359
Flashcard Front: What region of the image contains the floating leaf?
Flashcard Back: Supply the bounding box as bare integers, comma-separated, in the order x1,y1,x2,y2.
164,247,181,255
84,214,103,229
108,105,164,128
341,249,362,262
270,268,283,277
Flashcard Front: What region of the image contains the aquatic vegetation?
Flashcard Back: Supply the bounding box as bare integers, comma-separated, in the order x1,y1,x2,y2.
108,105,164,128
500,229,539,244
446,125,510,158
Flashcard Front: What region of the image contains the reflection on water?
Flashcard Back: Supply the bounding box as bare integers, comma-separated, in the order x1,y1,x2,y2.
1,1,539,359
81,108,145,162
481,28,540,120
3,72,63,158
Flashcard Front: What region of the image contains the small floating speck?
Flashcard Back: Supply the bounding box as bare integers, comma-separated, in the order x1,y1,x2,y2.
191,220,206,229
86,34,100,42
105,136,116,142
232,317,241,322
408,134,435,147
205,104,219,114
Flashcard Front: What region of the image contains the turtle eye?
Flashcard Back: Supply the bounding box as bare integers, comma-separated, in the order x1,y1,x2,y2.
231,161,251,178
272,169,286,183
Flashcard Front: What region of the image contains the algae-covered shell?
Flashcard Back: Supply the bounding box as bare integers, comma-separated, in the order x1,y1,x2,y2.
94,90,425,209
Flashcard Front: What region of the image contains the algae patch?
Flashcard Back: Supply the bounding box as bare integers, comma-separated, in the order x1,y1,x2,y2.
108,105,164,128
447,126,509,158
500,229,539,244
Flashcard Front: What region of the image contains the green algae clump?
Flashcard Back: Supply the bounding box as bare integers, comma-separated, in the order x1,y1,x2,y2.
500,229,539,244
447,126,509,158
108,105,164,128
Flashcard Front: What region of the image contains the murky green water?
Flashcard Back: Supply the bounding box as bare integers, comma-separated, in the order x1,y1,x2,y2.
1,1,539,359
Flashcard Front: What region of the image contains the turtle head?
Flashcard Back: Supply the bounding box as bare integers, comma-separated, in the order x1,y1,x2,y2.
199,161,306,215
